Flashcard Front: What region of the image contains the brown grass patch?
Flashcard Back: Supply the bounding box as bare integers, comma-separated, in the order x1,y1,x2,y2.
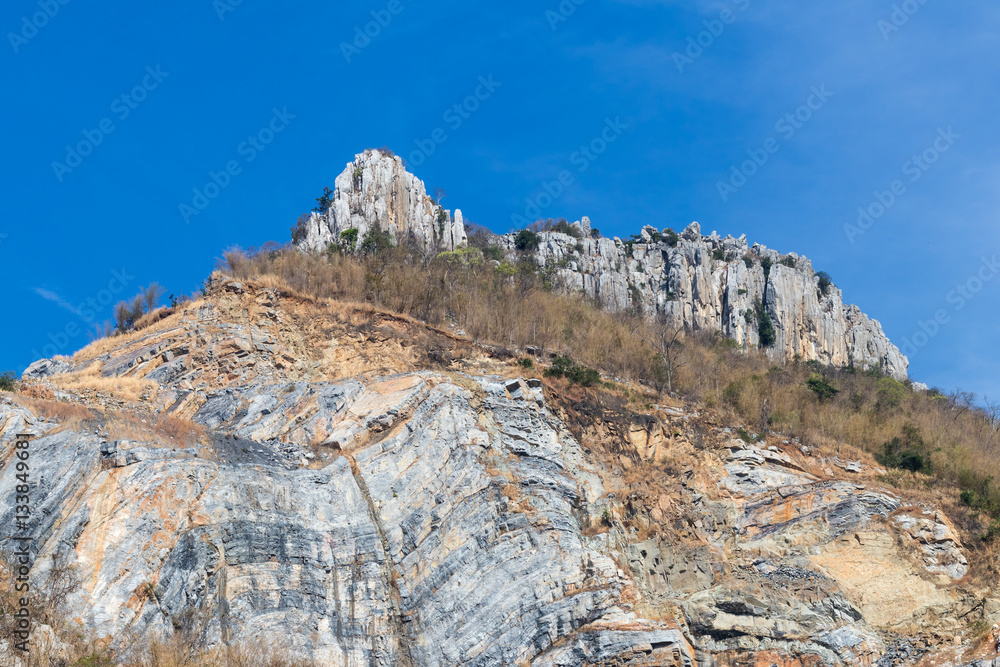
105,411,208,449
16,397,99,433
50,362,158,403
72,304,198,363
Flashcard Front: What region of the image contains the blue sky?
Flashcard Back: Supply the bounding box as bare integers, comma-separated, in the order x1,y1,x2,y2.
1,1,998,400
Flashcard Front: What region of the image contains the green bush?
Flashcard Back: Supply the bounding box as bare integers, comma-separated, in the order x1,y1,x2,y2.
761,257,773,279
0,371,17,392
518,357,534,369
514,229,540,251
484,244,505,261
815,271,833,296
340,228,359,252
545,355,601,387
359,228,394,256
711,248,726,261
754,300,776,347
806,373,839,402
743,255,755,269
662,228,679,247
313,186,334,214
875,377,908,413
780,256,796,268
877,425,931,474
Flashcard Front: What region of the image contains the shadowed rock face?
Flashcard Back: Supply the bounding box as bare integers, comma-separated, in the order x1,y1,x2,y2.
0,278,988,666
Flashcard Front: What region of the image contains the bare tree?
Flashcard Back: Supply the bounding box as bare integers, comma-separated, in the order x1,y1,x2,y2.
949,389,977,421
143,282,165,312
644,314,687,395
983,396,1000,437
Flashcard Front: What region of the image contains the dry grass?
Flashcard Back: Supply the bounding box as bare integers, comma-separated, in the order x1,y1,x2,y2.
16,397,99,433
73,304,197,363
50,362,159,403
105,411,208,449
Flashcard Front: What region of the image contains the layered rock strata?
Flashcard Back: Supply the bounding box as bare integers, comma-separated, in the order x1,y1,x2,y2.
3,277,988,666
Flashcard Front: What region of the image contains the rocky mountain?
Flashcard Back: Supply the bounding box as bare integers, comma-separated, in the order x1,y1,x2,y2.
293,153,907,380
499,221,909,381
293,149,467,254
3,276,997,666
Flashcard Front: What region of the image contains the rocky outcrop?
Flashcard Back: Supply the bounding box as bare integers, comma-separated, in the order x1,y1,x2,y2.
2,277,989,666
292,154,906,379
500,221,908,380
293,149,467,254
293,153,905,378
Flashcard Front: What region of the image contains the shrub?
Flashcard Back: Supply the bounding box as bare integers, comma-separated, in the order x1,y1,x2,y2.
662,228,679,247
780,256,797,268
518,357,534,369
743,255,755,269
877,425,931,473
548,218,582,238
358,228,394,256
590,228,601,239
754,300,776,347
760,257,773,279
0,371,16,392
113,294,148,334
514,229,540,251
875,377,908,413
806,373,839,402
545,355,600,387
816,271,833,296
340,228,359,253
711,248,726,262
142,283,165,312
291,213,311,244
484,245,505,261
313,186,334,215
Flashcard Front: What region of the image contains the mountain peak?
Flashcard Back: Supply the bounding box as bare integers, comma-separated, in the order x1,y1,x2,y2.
293,149,467,254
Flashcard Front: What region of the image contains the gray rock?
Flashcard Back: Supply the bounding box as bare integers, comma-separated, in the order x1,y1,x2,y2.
294,149,467,254
22,358,73,379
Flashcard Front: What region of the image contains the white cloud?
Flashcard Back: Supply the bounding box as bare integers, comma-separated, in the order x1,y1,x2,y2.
32,287,83,318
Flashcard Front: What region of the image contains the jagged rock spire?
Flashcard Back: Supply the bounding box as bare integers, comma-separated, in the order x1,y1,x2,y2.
294,149,468,254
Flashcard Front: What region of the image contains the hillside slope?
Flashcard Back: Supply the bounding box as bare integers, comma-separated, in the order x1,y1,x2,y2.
2,276,995,666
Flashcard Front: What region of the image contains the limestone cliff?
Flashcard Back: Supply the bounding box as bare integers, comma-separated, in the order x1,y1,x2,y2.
503,221,909,380
294,149,467,254
3,277,994,666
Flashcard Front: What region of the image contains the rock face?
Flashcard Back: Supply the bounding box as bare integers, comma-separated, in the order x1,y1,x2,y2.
501,221,908,380
294,149,467,254
2,277,989,666
293,154,906,379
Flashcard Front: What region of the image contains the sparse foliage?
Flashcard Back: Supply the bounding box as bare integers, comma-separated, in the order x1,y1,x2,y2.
644,315,686,395
142,283,165,313
313,187,334,215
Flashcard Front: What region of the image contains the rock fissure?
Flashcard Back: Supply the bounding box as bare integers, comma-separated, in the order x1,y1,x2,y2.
345,453,416,667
